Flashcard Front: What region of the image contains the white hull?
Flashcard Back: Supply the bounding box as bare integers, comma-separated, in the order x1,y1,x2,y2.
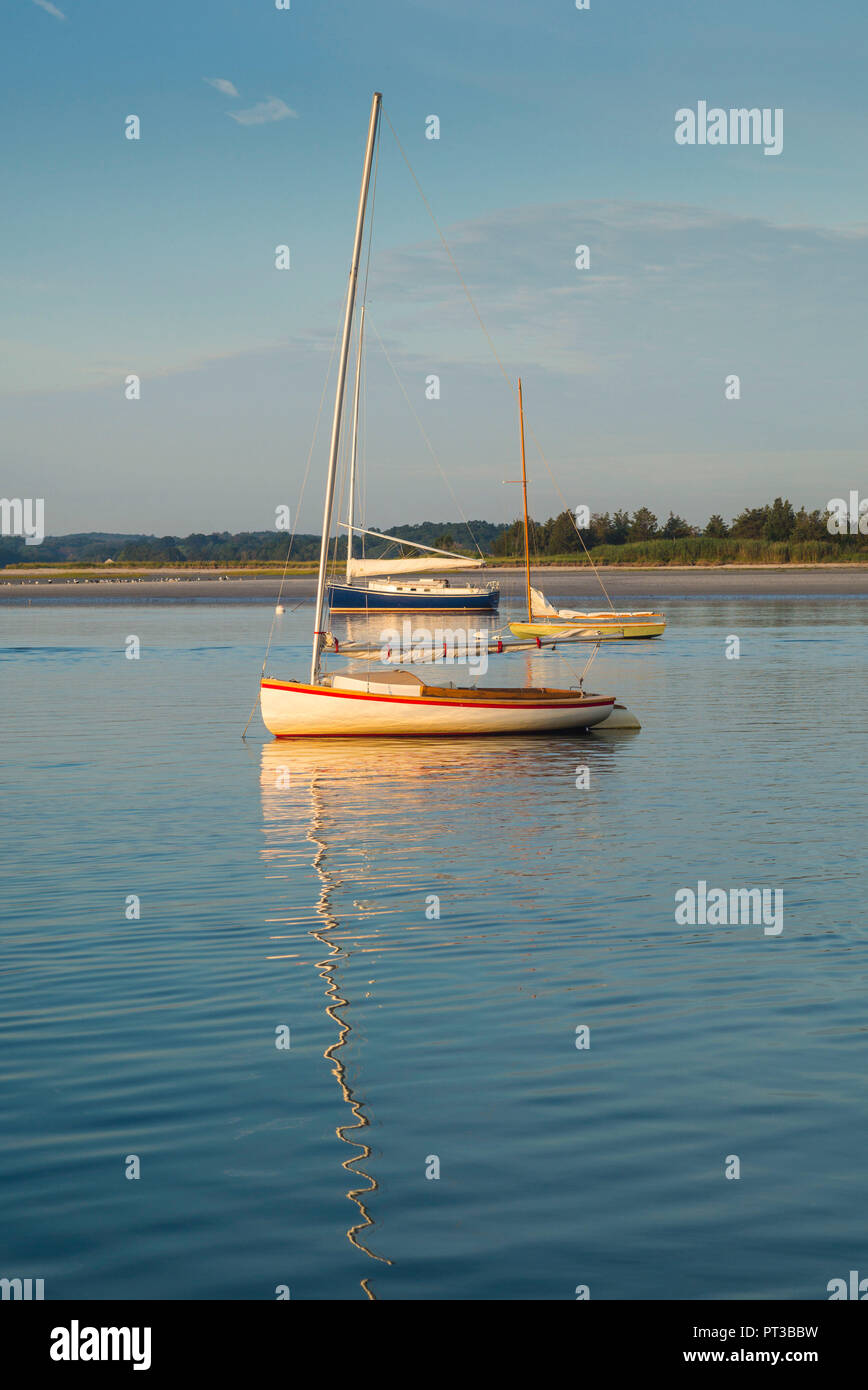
261,677,616,737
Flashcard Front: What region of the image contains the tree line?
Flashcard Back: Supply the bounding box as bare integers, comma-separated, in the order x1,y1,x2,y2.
1,501,863,567
492,499,844,556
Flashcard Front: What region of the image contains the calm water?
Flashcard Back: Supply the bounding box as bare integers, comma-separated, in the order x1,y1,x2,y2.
1,592,867,1300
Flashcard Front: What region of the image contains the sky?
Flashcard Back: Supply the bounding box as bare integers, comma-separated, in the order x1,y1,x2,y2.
3,0,868,536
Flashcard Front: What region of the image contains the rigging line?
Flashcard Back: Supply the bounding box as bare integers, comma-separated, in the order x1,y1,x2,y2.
328,418,349,589
330,367,350,586
241,697,259,742
382,106,511,395
361,120,380,307
331,332,363,587
258,300,345,683
350,132,380,572
382,105,616,613
360,339,368,550
525,441,617,613
330,128,380,594
523,436,616,613
534,637,600,694
367,315,485,561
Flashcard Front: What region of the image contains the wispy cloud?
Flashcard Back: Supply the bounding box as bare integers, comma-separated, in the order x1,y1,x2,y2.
204,77,239,98
363,199,868,391
228,97,297,127
32,0,66,18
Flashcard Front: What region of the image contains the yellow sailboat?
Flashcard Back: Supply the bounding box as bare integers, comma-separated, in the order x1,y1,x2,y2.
507,382,666,641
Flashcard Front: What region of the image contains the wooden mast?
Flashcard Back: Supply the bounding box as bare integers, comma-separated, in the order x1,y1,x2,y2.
518,378,532,623
310,93,381,685
345,305,365,583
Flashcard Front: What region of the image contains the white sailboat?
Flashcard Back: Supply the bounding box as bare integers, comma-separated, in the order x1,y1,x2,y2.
327,307,499,614
259,92,635,738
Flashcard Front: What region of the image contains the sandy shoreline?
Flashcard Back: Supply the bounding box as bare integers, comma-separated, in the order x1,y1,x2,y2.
2,565,868,602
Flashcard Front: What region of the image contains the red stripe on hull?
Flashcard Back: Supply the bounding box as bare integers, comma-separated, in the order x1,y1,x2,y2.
261,679,614,713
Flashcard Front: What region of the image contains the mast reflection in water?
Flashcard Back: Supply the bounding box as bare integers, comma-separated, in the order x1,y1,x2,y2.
258,730,613,1297
260,741,396,1298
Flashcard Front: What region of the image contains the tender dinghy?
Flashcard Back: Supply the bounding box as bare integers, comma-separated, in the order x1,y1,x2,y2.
595,702,642,730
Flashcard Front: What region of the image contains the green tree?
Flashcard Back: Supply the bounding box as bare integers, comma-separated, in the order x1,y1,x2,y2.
609,509,631,544
117,537,183,562
661,511,694,539
791,507,827,541
629,507,659,541
731,505,768,539
547,509,581,553
591,510,629,545
762,497,796,543
704,514,730,538
492,519,528,557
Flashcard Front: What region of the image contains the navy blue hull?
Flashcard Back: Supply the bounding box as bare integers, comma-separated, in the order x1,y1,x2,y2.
327,582,499,613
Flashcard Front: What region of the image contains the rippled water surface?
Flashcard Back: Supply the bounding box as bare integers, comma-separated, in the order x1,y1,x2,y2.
1,595,866,1299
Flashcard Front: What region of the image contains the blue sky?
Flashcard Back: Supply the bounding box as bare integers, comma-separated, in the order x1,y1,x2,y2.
3,0,868,534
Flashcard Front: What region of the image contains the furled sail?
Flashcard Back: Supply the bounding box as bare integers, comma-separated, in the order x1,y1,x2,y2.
347,556,483,579
530,585,615,620
530,586,560,615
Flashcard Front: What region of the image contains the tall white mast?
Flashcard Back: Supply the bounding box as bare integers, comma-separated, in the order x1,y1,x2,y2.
310,92,381,684
345,304,365,583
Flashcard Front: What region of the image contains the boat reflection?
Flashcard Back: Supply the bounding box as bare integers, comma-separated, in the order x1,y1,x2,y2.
259,732,629,1296
260,741,394,1299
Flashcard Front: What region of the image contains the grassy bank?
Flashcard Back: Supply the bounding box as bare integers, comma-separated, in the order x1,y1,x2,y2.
4,539,868,578
489,537,868,566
